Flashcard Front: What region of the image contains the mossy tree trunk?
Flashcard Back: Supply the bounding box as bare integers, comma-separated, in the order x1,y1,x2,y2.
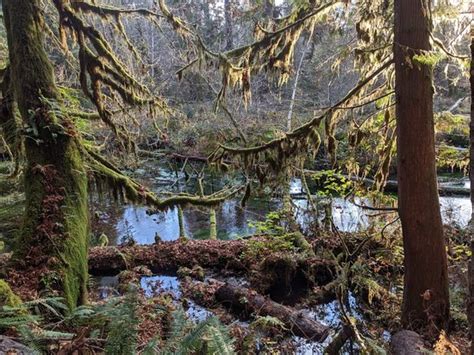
209,208,217,240
177,205,187,239
3,0,89,308
0,67,22,174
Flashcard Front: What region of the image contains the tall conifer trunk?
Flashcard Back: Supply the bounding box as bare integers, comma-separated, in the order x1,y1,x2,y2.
394,0,449,329
3,0,88,308
470,30,474,225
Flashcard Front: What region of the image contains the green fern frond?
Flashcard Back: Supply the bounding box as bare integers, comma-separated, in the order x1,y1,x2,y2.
204,322,235,355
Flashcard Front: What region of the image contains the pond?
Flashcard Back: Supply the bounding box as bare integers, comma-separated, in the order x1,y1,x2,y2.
93,174,471,245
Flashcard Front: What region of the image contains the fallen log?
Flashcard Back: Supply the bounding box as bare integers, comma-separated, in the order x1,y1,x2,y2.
323,325,354,355
87,240,334,286
1,239,336,304
88,239,248,276
214,283,329,342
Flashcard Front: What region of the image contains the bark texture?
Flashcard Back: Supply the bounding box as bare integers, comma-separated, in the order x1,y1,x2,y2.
469,240,474,354
215,283,329,341
469,30,474,355
470,32,474,224
224,0,233,50
394,0,449,328
88,240,248,276
3,0,89,309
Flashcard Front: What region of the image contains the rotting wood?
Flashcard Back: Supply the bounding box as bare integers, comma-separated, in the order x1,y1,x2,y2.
87,240,248,275
214,282,330,342
86,240,335,280
323,325,354,355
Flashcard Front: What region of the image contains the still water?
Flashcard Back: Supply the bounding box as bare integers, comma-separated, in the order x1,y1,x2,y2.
93,174,471,245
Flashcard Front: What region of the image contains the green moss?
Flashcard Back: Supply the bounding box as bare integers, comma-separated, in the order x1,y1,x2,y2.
15,139,89,309
412,52,444,68
60,141,90,308
0,161,13,175
209,209,217,240
178,205,186,239
4,0,89,310
0,174,23,251
0,279,22,308
98,233,109,247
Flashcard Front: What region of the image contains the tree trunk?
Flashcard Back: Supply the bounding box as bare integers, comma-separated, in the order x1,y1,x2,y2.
177,205,187,239
0,67,22,174
470,31,474,225
470,31,474,351
394,0,449,329
3,0,89,309
209,208,217,239
224,0,233,50
287,39,310,132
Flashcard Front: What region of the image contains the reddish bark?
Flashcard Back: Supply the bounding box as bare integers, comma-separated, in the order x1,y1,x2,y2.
394,0,449,329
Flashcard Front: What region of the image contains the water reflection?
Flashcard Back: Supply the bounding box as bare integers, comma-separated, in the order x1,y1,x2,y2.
92,172,471,245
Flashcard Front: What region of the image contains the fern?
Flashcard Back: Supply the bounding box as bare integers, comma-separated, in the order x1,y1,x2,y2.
104,288,140,355
174,317,211,355
18,325,43,354
160,308,192,354
203,320,235,355
141,337,160,355
146,309,235,355
26,297,69,319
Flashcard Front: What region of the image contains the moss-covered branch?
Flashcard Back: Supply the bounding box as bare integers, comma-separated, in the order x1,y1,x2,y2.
207,58,393,181
51,0,168,147
83,147,244,211
162,0,340,107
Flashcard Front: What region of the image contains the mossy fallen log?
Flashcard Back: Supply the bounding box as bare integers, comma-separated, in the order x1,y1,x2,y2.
2,239,336,303
88,240,248,276
90,240,336,305
214,283,329,342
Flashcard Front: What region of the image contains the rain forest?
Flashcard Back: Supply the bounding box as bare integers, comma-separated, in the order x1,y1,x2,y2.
0,0,473,353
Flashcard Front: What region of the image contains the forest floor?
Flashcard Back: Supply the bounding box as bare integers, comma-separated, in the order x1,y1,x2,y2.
0,160,472,353
0,227,471,353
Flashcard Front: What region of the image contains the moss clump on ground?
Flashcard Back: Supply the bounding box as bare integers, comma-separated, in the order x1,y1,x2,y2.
0,279,22,307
